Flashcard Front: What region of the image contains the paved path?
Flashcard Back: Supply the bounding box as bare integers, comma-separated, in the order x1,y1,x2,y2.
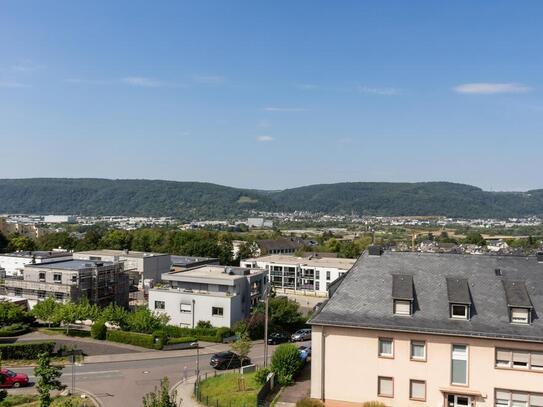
275,362,311,407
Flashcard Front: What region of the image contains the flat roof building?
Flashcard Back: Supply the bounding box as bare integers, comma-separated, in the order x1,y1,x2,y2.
149,265,266,328
0,250,73,277
310,251,543,407
241,254,356,297
170,255,219,272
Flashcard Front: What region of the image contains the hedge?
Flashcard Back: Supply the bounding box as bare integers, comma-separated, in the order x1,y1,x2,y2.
0,323,31,337
164,326,233,343
167,336,197,345
91,321,107,340
106,330,160,350
0,341,55,360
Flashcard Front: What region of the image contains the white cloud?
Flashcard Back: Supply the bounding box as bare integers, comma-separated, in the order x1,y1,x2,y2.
256,135,274,142
193,74,224,85
121,76,165,88
264,107,307,112
357,85,400,96
453,82,532,94
0,81,30,88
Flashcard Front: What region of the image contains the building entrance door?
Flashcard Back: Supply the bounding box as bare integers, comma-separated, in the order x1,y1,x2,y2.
447,394,472,407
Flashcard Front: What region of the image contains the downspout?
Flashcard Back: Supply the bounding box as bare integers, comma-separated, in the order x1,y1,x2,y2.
321,326,326,402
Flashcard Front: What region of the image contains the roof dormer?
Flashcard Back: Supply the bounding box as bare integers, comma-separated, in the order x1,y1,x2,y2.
392,274,414,316
446,278,472,320
502,280,533,325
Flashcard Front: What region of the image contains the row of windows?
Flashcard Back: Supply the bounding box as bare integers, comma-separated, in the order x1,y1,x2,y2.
495,389,543,407
377,377,426,401
378,339,468,385
496,348,543,371
393,299,531,324
154,301,223,317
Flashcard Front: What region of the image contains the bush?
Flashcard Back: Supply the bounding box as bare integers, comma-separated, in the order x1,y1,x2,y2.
0,323,30,337
91,320,107,340
163,325,234,343
0,341,55,360
196,320,212,329
106,330,159,349
271,343,302,386
166,336,197,345
362,403,386,407
254,368,271,385
296,398,324,407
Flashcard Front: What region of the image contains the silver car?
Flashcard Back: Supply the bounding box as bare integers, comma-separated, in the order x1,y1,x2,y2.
291,328,312,342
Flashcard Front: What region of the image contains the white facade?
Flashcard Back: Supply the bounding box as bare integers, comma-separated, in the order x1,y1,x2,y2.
0,251,73,277
148,265,266,328
241,254,356,296
43,215,76,224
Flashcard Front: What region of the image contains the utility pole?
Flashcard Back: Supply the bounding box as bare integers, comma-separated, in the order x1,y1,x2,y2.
263,283,270,367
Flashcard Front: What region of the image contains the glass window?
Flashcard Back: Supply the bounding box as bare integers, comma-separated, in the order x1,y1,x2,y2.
315,270,320,279
451,304,469,319
53,273,62,283
154,301,165,310
511,308,529,324
180,303,192,313
495,390,543,407
377,376,393,397
55,292,63,300
411,341,426,360
394,300,411,315
531,352,543,370
451,344,468,385
378,338,393,357
512,351,530,368
212,307,224,316
326,271,331,280
39,272,46,282
315,282,320,291
496,349,513,367
409,380,425,400
37,290,46,299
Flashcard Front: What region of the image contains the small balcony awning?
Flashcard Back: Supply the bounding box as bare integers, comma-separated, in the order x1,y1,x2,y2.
439,387,483,397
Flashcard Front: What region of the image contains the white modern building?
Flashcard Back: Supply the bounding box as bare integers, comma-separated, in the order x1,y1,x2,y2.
73,249,170,286
241,254,356,296
0,250,73,277
148,265,266,328
43,215,76,224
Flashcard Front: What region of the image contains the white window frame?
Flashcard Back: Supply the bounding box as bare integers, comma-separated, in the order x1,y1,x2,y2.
377,376,394,397
451,344,469,386
451,304,469,320
212,306,224,317
510,307,530,325
394,299,411,316
410,340,426,361
154,300,165,310
180,303,192,313
378,337,394,358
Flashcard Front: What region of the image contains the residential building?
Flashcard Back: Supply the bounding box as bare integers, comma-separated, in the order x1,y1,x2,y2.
241,254,356,296
170,255,219,272
148,265,266,328
255,237,306,256
43,215,76,224
0,250,73,277
247,217,273,228
2,260,129,308
73,249,170,285
310,250,543,407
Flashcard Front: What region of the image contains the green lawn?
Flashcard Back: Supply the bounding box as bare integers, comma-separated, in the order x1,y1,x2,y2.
197,372,259,407
0,394,94,407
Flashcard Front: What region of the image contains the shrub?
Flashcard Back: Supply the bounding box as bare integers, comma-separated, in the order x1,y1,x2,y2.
106,330,159,349
166,336,197,345
0,323,30,337
296,398,324,407
254,368,271,386
0,341,55,360
362,402,386,407
91,320,107,340
163,325,234,343
196,320,212,329
271,343,302,386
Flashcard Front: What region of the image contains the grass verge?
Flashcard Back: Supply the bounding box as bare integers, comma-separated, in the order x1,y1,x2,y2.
197,372,259,407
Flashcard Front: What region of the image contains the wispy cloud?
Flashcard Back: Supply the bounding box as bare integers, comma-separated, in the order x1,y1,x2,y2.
193,74,224,85
0,81,30,88
121,76,166,88
264,107,307,112
357,85,400,96
256,135,274,142
453,82,532,94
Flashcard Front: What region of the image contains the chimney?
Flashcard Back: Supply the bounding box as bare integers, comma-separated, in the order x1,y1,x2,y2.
368,245,383,256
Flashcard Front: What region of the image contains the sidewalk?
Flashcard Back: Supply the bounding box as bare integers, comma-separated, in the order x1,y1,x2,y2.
84,342,230,364
274,363,311,407
171,375,200,407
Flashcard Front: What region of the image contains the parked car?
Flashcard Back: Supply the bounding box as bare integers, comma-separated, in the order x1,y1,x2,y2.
291,328,312,342
267,332,290,345
210,351,251,370
0,369,29,388
298,345,311,362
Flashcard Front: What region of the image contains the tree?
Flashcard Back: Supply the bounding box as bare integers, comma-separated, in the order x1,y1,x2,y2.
271,343,302,386
231,333,252,365
34,352,65,407
126,307,169,334
0,300,32,326
31,297,60,327
463,231,486,246
100,303,129,329
37,232,76,251
7,235,36,252
255,297,306,333
53,302,78,334
142,377,177,407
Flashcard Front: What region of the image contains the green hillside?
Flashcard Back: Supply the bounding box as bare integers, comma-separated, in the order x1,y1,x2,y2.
0,178,541,219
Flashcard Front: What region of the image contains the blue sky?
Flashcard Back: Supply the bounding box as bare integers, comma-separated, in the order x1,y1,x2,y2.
1,1,542,191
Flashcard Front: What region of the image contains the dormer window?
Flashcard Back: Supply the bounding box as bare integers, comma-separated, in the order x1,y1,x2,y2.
451,304,469,320
392,274,414,316
446,278,472,321
502,280,533,325
511,307,530,324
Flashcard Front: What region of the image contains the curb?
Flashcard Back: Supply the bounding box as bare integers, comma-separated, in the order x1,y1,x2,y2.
73,387,104,407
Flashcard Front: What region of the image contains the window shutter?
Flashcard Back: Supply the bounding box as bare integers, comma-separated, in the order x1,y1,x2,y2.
378,377,393,396
513,351,530,364
530,394,543,407
410,381,425,399
496,349,512,362
512,392,529,402
511,308,529,322
496,390,510,400
394,300,411,315
531,352,543,368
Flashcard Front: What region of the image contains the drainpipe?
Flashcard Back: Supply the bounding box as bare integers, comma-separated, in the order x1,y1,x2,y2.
192,299,195,328
321,327,326,402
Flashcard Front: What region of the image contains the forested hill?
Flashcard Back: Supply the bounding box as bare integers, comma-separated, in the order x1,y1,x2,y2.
0,178,542,219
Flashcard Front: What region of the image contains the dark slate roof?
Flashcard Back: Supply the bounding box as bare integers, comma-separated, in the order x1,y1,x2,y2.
257,238,305,251
446,278,472,304
392,274,413,300
310,251,543,343
502,280,533,308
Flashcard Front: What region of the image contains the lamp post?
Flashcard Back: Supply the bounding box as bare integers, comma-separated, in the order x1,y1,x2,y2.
263,283,270,367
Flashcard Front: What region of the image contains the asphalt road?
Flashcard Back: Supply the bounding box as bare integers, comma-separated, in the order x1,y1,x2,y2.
7,341,310,407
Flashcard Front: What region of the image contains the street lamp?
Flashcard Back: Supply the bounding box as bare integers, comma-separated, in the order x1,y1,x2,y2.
263,283,271,367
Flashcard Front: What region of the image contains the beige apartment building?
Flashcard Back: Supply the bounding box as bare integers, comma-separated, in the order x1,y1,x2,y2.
310,250,543,407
